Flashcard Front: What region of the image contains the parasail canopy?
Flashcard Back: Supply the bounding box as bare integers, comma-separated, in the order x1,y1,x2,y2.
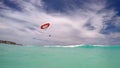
40,23,50,29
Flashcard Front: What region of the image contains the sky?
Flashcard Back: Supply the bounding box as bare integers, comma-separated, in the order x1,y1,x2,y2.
0,0,120,45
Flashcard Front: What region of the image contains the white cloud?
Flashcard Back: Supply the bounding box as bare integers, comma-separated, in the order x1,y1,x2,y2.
0,0,120,45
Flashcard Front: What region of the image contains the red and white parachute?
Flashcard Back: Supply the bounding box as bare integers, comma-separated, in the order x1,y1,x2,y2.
40,22,51,37
40,23,50,29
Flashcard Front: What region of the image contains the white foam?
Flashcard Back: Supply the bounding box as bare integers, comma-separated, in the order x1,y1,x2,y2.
44,44,85,48
89,44,109,47
43,44,111,48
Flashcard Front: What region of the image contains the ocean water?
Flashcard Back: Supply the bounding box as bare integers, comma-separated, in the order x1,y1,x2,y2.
0,44,120,68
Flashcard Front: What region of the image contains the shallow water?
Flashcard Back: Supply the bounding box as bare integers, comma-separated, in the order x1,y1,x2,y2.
0,44,120,68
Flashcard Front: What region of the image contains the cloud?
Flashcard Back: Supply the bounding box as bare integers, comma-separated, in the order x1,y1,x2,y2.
0,0,120,45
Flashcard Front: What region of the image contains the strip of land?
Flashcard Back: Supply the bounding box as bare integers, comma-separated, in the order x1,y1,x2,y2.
0,40,22,45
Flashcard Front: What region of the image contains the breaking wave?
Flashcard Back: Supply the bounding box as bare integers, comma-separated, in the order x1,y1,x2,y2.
44,44,120,48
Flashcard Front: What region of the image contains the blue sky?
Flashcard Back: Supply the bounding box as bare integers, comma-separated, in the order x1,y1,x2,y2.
0,0,120,45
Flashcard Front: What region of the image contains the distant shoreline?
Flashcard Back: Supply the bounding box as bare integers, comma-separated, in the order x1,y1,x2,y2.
0,40,22,46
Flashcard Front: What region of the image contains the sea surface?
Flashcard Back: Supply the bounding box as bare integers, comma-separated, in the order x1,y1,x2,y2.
0,44,120,68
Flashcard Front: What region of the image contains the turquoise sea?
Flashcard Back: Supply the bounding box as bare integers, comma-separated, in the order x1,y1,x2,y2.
0,44,120,68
